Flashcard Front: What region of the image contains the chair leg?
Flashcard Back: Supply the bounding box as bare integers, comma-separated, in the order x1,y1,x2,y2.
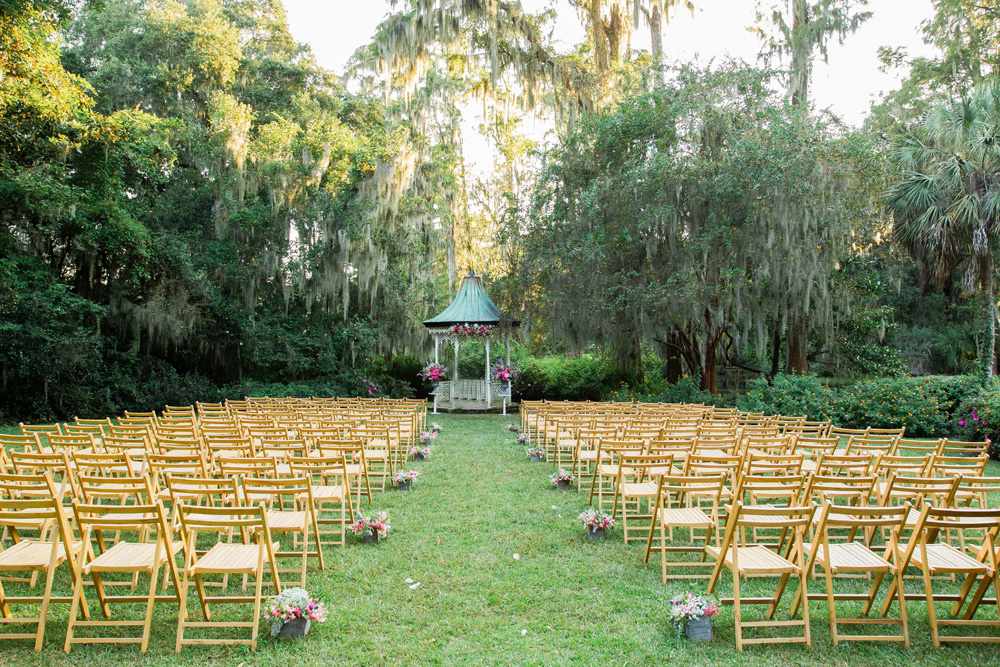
35,564,58,652
63,565,85,653
733,570,743,652
140,564,161,652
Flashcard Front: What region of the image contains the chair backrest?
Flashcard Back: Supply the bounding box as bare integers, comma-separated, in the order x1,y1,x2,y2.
871,453,932,480
809,501,909,559
734,473,807,506
793,436,839,459
258,437,309,460
0,433,41,454
939,439,990,458
879,473,959,509
845,435,898,457
719,502,815,548
656,473,727,511
0,475,74,548
743,453,804,477
802,474,877,505
165,475,239,508
147,452,211,490
289,454,348,486
684,452,741,479
240,475,314,510
175,502,276,556
895,438,944,456
616,453,676,484
814,453,874,477
78,474,155,505
218,456,280,479
829,426,869,441
72,451,135,478
9,450,78,498
928,453,989,479
46,434,97,456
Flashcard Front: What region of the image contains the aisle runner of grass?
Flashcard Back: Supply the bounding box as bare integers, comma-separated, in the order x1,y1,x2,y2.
3,415,1000,665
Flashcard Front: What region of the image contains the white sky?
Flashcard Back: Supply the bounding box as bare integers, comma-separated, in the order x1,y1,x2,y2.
285,0,938,173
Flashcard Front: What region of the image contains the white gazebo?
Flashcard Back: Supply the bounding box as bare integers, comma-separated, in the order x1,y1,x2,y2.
423,270,519,414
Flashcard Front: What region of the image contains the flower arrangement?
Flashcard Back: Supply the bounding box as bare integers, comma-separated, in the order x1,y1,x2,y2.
550,468,575,486
506,423,520,433
430,422,443,433
263,587,327,637
450,323,494,337
577,508,615,530
491,358,519,382
516,433,529,445
526,446,545,460
666,592,720,630
418,362,447,382
349,510,390,539
393,470,420,484
409,445,432,459
419,431,438,444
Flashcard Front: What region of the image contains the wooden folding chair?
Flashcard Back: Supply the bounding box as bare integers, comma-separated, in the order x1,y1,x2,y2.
707,502,815,650
883,505,1000,647
315,438,372,507
643,473,726,581
351,426,393,491
174,504,280,652
613,453,675,543
587,439,645,512
239,476,323,587
64,499,183,652
572,427,618,492
793,502,911,646
0,473,87,651
288,455,352,547
9,450,79,499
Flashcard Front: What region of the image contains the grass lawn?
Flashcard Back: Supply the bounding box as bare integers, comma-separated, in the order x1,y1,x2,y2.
2,413,1000,665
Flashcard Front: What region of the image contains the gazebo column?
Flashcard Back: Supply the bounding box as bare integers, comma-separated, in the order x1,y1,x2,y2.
452,339,460,404
485,338,492,408
505,334,511,366
434,336,440,365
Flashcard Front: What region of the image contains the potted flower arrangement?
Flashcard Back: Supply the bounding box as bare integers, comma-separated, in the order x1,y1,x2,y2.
409,445,432,461
506,423,521,433
667,592,720,641
393,470,419,491
430,422,443,433
350,510,391,543
516,433,529,445
526,446,545,462
418,362,447,386
577,508,614,540
550,468,575,489
419,430,438,444
263,587,327,638
491,358,519,383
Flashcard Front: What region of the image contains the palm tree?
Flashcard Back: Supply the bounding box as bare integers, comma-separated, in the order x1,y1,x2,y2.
888,77,1000,382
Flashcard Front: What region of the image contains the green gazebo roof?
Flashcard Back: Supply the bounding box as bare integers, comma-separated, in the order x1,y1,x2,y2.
423,270,519,328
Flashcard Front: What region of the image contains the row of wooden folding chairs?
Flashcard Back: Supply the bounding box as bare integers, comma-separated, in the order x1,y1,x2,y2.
0,446,362,539
0,471,332,653
633,469,1000,650
592,447,991,540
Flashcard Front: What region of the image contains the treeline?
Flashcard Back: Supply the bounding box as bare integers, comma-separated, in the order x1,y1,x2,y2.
1,0,448,420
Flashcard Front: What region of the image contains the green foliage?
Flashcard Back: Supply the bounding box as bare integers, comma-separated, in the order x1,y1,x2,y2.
830,377,954,436
511,355,614,402
605,377,717,405
737,374,837,419
950,381,1000,456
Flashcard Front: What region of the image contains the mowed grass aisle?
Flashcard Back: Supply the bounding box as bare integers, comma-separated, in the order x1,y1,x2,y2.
4,414,1000,665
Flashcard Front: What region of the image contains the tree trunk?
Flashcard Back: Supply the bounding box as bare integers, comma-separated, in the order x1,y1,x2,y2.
769,324,782,378
700,342,717,394
612,332,644,387
980,292,996,385
649,2,664,86
665,332,683,383
790,0,810,108
786,317,808,375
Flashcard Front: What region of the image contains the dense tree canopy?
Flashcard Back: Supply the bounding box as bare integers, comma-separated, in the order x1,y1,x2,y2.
1,0,999,421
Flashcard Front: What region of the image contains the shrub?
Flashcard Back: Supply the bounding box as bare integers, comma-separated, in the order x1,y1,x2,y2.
606,377,718,405
830,377,952,437
950,382,1000,458
737,374,836,419
511,355,614,402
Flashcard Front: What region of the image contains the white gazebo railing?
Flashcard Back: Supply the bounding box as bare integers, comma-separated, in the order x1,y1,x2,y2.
431,379,509,414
